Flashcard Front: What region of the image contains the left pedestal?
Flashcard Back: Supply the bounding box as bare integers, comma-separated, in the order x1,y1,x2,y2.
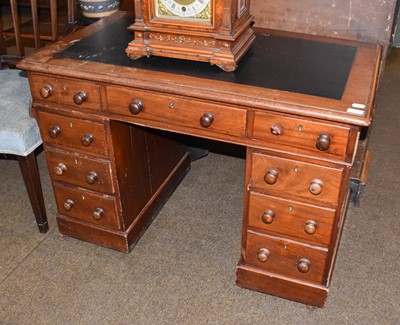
35,103,190,253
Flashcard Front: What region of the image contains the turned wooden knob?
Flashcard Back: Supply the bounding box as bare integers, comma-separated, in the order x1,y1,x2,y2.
81,134,93,146
73,91,88,105
270,124,284,135
257,248,270,262
39,84,53,99
264,168,279,185
92,207,105,220
129,99,144,115
304,220,317,235
200,113,214,128
262,210,275,224
54,163,67,176
309,179,324,195
316,134,331,151
63,199,75,211
48,125,61,139
298,258,311,273
86,171,99,184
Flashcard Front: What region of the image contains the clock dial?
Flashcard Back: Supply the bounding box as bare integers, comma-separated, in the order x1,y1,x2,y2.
156,0,211,19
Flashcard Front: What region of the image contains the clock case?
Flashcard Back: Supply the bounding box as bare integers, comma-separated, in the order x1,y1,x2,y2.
126,0,255,71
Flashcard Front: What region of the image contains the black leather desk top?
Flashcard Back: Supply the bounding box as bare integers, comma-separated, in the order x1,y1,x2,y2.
57,17,356,100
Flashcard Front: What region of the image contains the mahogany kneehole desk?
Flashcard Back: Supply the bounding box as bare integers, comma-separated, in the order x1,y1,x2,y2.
18,12,381,308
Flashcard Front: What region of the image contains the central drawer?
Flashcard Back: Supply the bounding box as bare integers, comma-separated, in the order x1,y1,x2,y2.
105,85,247,139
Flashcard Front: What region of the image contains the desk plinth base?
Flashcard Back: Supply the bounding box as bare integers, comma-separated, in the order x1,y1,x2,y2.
56,153,191,253
236,264,329,308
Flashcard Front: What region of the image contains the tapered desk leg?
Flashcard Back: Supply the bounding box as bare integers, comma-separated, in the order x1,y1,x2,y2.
18,151,49,233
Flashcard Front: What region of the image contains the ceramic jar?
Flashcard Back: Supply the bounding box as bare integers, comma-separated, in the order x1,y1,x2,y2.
79,0,120,18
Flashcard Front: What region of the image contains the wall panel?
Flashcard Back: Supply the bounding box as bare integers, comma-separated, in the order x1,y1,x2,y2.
252,0,397,45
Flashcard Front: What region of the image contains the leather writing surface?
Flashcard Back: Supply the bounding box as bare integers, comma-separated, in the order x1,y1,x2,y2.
57,17,356,100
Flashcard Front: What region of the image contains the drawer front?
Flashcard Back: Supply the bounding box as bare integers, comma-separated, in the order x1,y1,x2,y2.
30,74,101,110
37,111,108,155
248,192,335,246
250,152,343,204
46,148,114,194
252,111,351,160
106,86,247,139
246,231,327,283
53,184,119,229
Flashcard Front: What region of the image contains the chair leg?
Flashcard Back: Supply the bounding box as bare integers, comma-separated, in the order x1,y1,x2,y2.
17,152,49,233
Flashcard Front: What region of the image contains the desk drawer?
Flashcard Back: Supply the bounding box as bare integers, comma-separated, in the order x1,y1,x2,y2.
248,192,335,246
245,231,327,284
30,74,101,111
53,184,119,229
37,111,108,155
46,148,114,194
250,152,343,204
105,86,247,139
252,111,352,161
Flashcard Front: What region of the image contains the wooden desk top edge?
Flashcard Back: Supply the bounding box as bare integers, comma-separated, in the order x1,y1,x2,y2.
18,11,382,127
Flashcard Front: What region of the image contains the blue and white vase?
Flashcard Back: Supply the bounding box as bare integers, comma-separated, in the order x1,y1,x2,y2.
79,0,120,18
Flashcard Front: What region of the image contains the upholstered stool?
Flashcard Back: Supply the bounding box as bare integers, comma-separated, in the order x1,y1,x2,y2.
0,69,48,233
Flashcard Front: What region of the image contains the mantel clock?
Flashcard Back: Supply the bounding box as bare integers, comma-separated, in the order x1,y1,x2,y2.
126,0,255,71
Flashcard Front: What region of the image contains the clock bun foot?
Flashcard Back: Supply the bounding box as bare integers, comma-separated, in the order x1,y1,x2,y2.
215,63,238,72
128,53,145,60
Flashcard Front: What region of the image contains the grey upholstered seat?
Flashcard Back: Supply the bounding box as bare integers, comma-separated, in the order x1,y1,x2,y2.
0,69,48,233
0,69,41,155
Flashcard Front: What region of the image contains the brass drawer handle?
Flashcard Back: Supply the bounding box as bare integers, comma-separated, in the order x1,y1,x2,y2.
63,199,75,211
48,125,61,139
40,84,53,99
297,258,311,273
304,220,317,235
257,248,270,262
200,112,214,128
262,209,275,224
86,171,99,185
73,91,88,105
81,133,94,146
92,207,105,220
264,168,279,185
54,163,67,176
316,134,331,151
129,99,144,115
309,179,324,195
